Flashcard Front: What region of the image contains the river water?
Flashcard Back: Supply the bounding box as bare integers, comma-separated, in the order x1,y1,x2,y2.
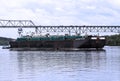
0,46,120,81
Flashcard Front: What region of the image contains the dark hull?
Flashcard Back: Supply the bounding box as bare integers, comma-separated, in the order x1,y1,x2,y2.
9,36,106,49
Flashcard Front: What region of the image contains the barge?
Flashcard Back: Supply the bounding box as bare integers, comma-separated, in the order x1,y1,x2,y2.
9,34,106,50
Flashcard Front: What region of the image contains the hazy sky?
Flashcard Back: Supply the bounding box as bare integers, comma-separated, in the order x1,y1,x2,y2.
0,0,120,38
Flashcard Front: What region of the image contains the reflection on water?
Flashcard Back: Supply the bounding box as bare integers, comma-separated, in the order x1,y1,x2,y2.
18,51,106,71
0,46,120,81
15,50,106,81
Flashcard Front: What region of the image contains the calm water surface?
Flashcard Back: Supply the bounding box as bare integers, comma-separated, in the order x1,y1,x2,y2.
0,46,120,81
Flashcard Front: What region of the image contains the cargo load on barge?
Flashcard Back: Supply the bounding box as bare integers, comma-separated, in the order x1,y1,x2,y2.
9,34,106,50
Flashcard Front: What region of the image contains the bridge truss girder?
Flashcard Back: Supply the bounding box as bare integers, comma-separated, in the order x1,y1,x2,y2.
0,20,35,27
0,19,120,34
34,26,120,34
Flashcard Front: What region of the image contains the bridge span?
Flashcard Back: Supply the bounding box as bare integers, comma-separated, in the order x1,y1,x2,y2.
0,19,120,34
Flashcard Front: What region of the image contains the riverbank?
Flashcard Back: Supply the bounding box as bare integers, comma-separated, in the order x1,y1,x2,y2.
0,37,13,45
106,34,120,46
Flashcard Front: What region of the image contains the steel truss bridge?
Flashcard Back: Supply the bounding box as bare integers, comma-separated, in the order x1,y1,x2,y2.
0,19,120,34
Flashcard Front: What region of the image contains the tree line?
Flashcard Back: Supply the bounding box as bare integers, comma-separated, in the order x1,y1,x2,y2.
106,34,120,46
0,37,13,45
